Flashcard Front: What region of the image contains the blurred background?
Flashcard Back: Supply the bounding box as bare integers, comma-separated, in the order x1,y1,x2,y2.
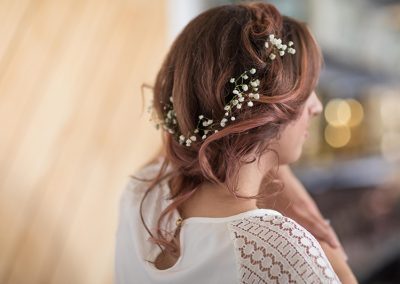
0,0,399,283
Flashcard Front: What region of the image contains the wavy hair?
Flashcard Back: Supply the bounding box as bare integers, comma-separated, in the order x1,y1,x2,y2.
132,1,323,264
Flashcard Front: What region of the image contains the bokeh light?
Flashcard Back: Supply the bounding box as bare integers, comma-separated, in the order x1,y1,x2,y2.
324,124,351,148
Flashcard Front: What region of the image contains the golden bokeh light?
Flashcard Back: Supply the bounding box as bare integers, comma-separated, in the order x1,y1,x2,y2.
324,99,351,127
324,124,351,148
346,99,364,127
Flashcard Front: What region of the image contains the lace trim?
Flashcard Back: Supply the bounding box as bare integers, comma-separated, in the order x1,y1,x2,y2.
228,215,341,284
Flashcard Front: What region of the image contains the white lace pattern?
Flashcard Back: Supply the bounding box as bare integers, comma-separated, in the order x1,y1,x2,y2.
228,214,341,284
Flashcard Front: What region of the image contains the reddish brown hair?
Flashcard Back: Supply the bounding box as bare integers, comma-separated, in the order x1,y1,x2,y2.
132,1,323,264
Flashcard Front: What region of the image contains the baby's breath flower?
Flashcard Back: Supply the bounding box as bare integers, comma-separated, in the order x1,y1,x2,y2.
202,135,207,140
269,54,276,60
242,84,248,91
250,68,256,74
233,90,239,95
199,115,204,119
243,74,248,80
253,93,260,100
247,101,254,107
190,135,196,141
229,78,235,83
236,104,242,109
231,116,235,121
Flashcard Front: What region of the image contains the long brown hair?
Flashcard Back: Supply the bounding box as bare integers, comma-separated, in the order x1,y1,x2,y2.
132,1,323,263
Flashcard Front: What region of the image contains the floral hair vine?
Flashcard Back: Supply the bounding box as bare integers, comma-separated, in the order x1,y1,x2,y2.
149,34,296,147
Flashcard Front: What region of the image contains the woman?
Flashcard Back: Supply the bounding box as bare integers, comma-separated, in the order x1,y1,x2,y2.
115,2,357,283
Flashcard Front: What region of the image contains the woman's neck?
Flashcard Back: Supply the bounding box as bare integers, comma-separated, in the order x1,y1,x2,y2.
178,152,276,219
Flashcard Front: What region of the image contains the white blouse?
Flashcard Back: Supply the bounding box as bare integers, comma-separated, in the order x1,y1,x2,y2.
114,160,341,284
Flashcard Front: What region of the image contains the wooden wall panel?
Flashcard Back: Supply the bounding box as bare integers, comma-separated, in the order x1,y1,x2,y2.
0,0,166,283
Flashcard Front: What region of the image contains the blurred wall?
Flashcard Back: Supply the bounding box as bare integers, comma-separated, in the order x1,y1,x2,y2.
0,0,166,283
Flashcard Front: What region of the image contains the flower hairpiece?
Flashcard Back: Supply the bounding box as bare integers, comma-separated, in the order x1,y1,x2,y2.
149,34,296,147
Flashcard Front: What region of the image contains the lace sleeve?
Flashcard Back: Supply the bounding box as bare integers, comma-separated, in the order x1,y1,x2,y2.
228,215,341,284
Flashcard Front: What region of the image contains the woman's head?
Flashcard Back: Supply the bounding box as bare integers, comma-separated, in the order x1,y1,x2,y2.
140,1,324,259
152,1,323,181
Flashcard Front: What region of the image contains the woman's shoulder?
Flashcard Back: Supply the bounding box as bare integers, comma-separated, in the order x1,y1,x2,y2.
227,213,341,283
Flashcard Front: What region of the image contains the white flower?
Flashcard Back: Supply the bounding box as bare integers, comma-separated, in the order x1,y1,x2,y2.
224,105,230,110
231,116,235,121
232,99,238,105
288,41,294,46
276,43,282,49
207,119,213,125
202,135,207,140
243,74,248,80
236,104,242,109
190,135,197,141
264,42,269,48
198,115,204,119
204,130,209,134
214,130,218,133
250,68,256,74
288,48,296,54
253,93,260,100
281,44,287,50
221,118,228,123
233,89,239,95
279,50,285,56
249,93,254,98
229,78,235,83
186,139,192,144
202,121,208,126
253,87,259,91
247,101,254,107
242,84,248,91
276,38,282,45
225,112,229,116
238,97,244,102
269,34,275,40
194,129,199,133
269,53,276,60
169,96,173,102
220,122,226,127
179,135,185,141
